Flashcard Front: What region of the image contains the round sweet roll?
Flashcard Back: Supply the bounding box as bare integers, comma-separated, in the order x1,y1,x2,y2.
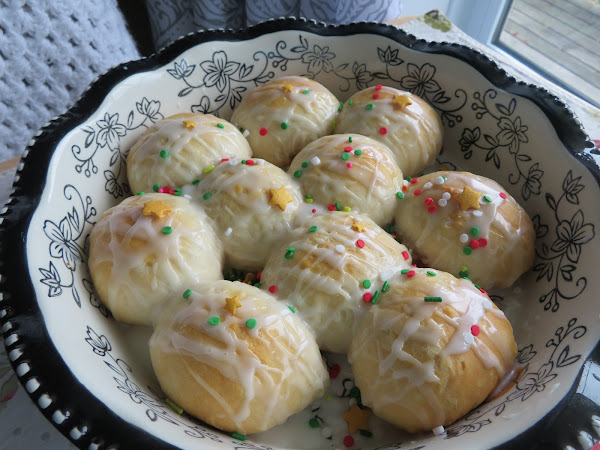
230,76,340,167
260,211,413,354
127,113,252,193
88,193,223,326
194,158,303,271
394,171,535,289
348,269,517,433
288,134,403,226
149,280,328,434
335,85,443,176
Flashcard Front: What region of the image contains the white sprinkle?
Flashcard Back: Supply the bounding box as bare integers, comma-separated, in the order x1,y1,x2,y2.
442,192,451,200
482,299,493,310
435,176,445,185
321,427,332,438
243,129,250,137
183,194,192,199
464,333,475,345
459,234,469,243
229,159,239,165
403,179,409,187
335,244,345,254
224,227,232,237
380,268,396,281
432,425,445,436
473,210,483,216
424,182,433,189
438,198,447,207
255,158,265,165
311,156,321,165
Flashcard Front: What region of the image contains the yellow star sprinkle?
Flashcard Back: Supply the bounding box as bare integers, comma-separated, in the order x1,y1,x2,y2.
282,84,293,92
391,94,413,110
352,220,366,232
342,405,371,434
455,186,482,211
224,295,242,316
269,186,294,211
142,200,172,219
182,120,197,129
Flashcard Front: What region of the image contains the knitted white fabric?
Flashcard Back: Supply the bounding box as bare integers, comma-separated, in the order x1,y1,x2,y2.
0,0,140,160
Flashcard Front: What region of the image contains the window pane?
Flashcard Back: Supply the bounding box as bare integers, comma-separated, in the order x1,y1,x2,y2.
495,0,600,107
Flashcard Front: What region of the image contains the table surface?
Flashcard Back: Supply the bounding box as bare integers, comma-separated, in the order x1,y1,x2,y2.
1,12,599,450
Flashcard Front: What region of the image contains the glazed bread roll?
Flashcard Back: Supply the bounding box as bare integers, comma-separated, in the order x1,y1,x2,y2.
127,113,252,193
335,86,443,176
194,158,302,271
149,281,328,434
394,171,535,289
230,76,339,167
260,211,413,354
89,193,223,325
348,269,517,433
288,134,403,226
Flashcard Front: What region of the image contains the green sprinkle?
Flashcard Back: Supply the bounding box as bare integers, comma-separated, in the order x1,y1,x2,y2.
443,175,447,180
217,123,225,129
401,269,410,274
203,192,211,200
426,270,437,277
161,226,172,235
308,226,318,232
382,280,389,292
288,305,296,313
406,176,412,182
159,149,169,158
371,290,380,304
246,318,257,329
241,160,246,164
174,191,182,196
306,198,313,203
286,247,295,252
183,289,192,299
396,192,404,199
208,316,220,325
136,191,145,195
232,432,246,441
285,251,294,259
459,269,469,278
359,430,373,438
424,296,443,302
470,227,480,236
343,206,351,212
302,89,310,94
338,101,344,112
192,179,200,185
341,152,350,161
363,279,372,289
294,170,302,178
348,99,353,105
349,386,360,398
281,122,288,130
254,282,262,288
309,418,319,428
203,165,215,174
366,103,374,110
301,161,309,168
239,127,245,133
354,149,363,156
335,203,340,211
153,184,160,192
483,195,492,203
348,136,353,143
166,398,183,414
463,246,473,255
306,194,312,199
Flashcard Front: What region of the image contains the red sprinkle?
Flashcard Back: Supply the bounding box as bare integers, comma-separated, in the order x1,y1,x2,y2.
470,240,480,249
410,178,419,184
246,159,255,166
312,208,317,213
414,189,422,196
479,288,488,295
363,292,373,303
379,127,387,135
329,363,341,378
343,436,354,447
259,127,268,136
373,93,380,99
471,325,480,336
356,239,365,248
347,163,353,168
344,146,353,152
256,271,262,280
327,204,336,211
500,192,507,199
479,238,488,247
411,263,417,267
221,158,230,162
428,205,437,213
402,251,409,260
268,285,277,294
406,270,416,277
375,84,382,90
424,197,433,205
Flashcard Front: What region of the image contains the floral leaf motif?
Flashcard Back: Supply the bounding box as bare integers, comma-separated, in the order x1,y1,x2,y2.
192,95,211,114
72,286,81,308
238,63,253,79
534,262,553,282
484,134,498,147
516,362,557,401
550,210,595,263
522,163,543,200
201,51,239,92
301,45,335,74
96,113,127,150
459,127,480,152
352,62,374,90
104,170,123,199
85,326,112,356
39,262,62,297
556,345,580,367
400,63,440,97
291,34,309,53
546,193,557,212
178,87,194,97
494,403,506,416
560,264,576,281
517,344,537,364
377,46,403,66
83,126,95,148
135,98,162,122
532,215,549,239
562,170,585,205
44,218,83,271
431,90,450,104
